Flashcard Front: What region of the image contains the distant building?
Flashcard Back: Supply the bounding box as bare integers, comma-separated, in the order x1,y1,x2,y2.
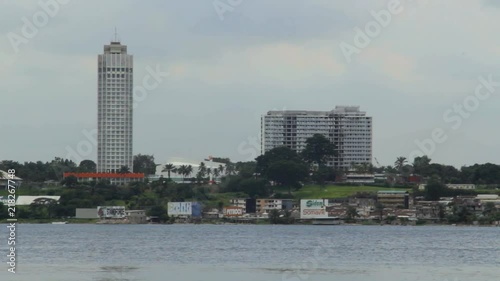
256,199,294,214
125,210,147,224
419,184,476,191
63,172,144,185
261,106,372,169
156,157,226,183
476,194,500,206
16,196,61,206
97,39,134,183
75,208,97,219
345,174,375,184
446,184,476,190
229,199,247,210
0,170,22,189
377,191,410,209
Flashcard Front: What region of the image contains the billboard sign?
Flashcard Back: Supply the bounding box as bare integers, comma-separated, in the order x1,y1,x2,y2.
168,202,192,216
97,206,126,219
300,199,328,219
224,207,243,217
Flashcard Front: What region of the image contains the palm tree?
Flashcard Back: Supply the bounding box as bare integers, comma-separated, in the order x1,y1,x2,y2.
176,165,186,182
206,168,212,178
212,168,220,180
225,162,235,175
198,162,207,178
218,164,224,176
186,165,193,179
162,164,175,179
394,157,408,174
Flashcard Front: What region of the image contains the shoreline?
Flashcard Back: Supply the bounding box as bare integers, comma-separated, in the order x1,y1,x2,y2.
2,219,498,227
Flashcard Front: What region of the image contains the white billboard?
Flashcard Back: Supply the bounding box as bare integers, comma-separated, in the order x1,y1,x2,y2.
300,199,328,219
168,202,192,216
97,206,126,219
224,207,243,217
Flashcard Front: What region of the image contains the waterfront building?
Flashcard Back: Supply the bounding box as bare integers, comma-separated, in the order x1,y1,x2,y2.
256,198,294,214
377,190,410,209
261,106,372,169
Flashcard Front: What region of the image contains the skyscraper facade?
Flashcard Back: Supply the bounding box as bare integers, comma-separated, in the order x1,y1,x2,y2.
97,41,133,173
261,106,372,170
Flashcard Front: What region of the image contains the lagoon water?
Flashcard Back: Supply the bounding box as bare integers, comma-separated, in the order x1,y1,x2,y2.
0,224,499,281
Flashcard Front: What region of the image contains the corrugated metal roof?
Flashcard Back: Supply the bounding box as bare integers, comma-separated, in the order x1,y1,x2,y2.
16,196,61,205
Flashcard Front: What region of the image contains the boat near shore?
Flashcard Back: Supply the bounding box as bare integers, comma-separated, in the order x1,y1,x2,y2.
51,222,68,225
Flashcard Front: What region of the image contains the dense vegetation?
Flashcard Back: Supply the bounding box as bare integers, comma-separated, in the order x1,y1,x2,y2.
1,135,500,222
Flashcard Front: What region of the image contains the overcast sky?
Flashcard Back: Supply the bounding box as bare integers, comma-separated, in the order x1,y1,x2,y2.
2,0,500,168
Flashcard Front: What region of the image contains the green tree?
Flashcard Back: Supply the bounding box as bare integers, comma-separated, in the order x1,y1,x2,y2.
394,157,408,174
267,160,308,195
256,146,301,175
425,177,448,201
162,164,176,179
78,160,96,173
148,205,168,222
61,175,78,188
218,164,225,176
198,162,207,178
301,134,336,166
119,165,131,174
269,209,280,224
212,168,220,179
345,206,359,223
375,202,385,221
206,168,212,180
412,156,431,176
133,154,156,175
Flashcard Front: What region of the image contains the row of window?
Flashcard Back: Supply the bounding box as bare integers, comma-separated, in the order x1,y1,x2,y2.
99,67,133,72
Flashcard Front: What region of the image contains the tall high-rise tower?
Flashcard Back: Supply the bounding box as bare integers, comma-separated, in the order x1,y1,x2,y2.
97,40,133,173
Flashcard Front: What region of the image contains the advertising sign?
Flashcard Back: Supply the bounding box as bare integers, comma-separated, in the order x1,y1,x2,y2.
224,207,244,217
168,202,192,216
300,199,328,219
97,206,126,219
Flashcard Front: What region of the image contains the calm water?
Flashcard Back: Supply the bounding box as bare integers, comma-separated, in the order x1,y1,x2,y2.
0,224,498,281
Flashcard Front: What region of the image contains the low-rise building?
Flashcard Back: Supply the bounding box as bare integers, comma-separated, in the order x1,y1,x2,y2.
256,199,294,214
229,198,247,210
453,196,482,214
345,174,375,184
415,201,443,220
377,191,410,209
447,184,476,190
63,172,144,185
16,196,61,206
0,170,22,189
125,210,147,224
75,208,97,219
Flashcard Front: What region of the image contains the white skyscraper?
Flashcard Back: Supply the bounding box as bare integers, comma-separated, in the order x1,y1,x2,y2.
261,106,372,170
97,40,133,173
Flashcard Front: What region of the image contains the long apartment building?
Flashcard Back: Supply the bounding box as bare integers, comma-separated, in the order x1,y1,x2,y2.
261,106,372,169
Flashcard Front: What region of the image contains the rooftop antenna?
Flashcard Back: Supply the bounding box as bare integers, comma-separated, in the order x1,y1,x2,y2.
114,27,119,42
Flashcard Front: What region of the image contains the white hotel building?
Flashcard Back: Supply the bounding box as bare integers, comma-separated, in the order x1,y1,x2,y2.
261,106,372,169
97,41,134,173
